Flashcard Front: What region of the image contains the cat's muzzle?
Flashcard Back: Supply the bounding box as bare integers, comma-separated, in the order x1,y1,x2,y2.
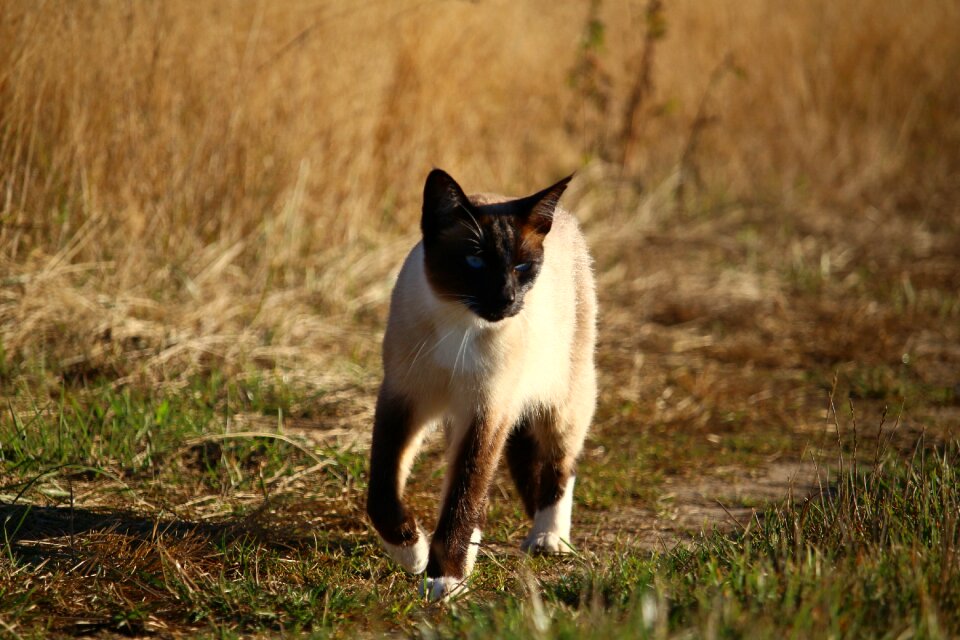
475,302,523,322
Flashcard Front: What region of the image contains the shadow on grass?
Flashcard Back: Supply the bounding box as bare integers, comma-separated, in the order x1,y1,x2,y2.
0,501,365,566
0,500,375,636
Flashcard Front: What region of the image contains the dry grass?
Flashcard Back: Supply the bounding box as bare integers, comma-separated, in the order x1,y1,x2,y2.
1,1,960,636
2,0,958,388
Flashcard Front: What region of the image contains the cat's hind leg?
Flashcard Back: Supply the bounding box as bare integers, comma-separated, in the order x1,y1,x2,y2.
366,389,430,574
514,408,590,555
521,466,577,555
505,414,541,518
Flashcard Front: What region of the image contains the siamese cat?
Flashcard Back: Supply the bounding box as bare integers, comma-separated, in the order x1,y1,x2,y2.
366,169,597,601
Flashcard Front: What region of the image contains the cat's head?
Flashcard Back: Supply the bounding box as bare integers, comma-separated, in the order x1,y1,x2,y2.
420,169,571,323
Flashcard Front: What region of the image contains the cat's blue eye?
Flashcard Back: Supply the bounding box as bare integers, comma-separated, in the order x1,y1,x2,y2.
466,255,485,269
514,262,531,273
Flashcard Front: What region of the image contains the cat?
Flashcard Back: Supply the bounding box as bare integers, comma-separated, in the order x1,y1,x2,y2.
366,168,597,600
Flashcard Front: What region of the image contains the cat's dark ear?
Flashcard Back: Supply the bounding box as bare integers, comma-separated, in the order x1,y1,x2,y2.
422,169,470,236
520,174,573,235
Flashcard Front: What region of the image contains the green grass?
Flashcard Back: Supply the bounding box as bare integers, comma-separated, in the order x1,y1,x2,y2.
1,377,957,638
1,374,356,501
427,443,959,639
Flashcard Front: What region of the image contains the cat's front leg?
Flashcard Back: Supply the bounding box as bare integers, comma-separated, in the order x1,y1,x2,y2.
423,413,510,601
366,389,430,574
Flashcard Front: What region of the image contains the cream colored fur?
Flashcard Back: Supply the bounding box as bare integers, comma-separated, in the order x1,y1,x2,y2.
379,199,597,600
382,205,596,430
382,523,430,574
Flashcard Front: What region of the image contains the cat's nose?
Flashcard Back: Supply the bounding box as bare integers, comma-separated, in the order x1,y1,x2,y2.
501,287,516,304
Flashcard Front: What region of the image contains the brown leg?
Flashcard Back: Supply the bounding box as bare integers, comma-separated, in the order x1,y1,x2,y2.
366,389,429,573
505,415,542,518
535,454,576,514
424,412,510,599
519,412,583,555
507,412,578,524
519,451,578,555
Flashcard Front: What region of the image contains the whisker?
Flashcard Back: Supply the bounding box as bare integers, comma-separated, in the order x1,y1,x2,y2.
456,218,484,243
404,336,431,373
451,326,470,385
406,327,457,380
456,203,485,241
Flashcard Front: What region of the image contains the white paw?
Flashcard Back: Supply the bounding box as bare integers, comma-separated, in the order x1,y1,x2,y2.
522,477,576,555
381,524,429,574
521,531,575,555
419,575,470,602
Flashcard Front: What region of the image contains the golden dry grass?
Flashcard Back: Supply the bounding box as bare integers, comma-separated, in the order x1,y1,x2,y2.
2,0,958,389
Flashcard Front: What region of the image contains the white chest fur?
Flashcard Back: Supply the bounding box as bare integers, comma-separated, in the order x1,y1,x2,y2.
429,324,484,375
384,238,578,415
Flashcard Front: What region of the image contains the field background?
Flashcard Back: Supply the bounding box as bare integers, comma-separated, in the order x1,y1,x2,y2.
1,1,959,637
